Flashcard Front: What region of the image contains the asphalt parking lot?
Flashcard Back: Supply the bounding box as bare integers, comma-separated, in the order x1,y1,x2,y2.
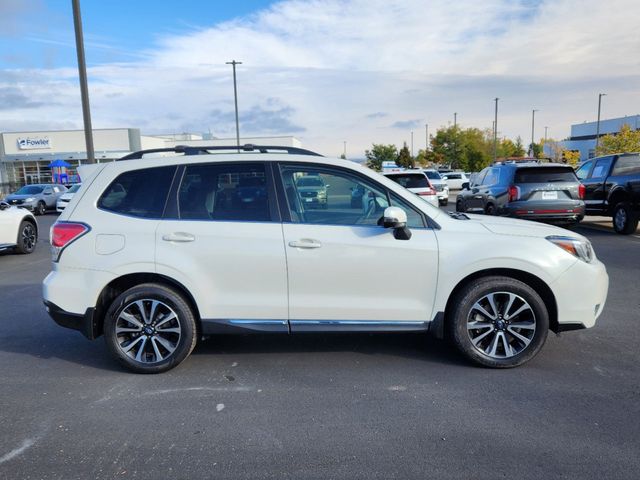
1,207,639,480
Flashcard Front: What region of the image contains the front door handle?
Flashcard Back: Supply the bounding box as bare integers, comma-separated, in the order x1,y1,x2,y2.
162,232,196,243
288,239,322,249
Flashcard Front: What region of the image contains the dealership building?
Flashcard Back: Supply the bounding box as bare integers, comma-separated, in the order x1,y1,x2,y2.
0,128,301,194
553,114,640,161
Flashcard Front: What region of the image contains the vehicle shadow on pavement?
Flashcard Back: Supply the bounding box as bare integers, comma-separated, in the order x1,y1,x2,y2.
193,332,469,368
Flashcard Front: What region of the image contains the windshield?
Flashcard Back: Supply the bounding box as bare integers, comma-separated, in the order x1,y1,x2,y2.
297,176,324,187
67,184,82,193
15,185,44,195
387,174,430,189
424,170,442,180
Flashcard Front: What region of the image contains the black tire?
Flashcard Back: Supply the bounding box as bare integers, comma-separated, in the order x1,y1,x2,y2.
456,199,465,212
104,283,198,374
485,203,496,215
447,276,549,368
612,202,639,235
15,220,37,254
440,199,449,206
35,201,46,216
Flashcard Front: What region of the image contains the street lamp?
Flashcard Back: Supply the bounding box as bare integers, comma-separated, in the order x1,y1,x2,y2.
425,123,429,152
411,131,414,157
226,60,243,149
596,93,607,151
493,98,499,162
72,0,95,164
531,109,539,156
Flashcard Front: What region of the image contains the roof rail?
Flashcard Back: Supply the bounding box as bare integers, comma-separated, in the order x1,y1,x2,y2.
118,144,323,161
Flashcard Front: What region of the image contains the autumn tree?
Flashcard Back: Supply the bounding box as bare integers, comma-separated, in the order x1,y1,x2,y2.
396,143,414,169
596,124,640,156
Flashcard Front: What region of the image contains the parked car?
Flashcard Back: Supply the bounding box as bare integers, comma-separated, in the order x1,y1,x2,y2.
456,163,585,224
4,183,68,215
295,174,328,208
576,153,640,234
56,183,82,213
423,169,450,206
442,172,469,190
383,171,439,207
43,145,608,373
0,202,38,254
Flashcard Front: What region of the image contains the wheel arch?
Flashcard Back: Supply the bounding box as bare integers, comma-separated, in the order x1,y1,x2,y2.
93,273,201,339
607,187,631,215
442,268,559,335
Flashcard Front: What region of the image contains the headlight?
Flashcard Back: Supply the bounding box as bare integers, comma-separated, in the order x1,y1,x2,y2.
546,235,594,263
24,197,35,202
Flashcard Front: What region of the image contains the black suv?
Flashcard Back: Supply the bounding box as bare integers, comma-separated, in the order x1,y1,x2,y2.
456,163,585,224
576,152,640,234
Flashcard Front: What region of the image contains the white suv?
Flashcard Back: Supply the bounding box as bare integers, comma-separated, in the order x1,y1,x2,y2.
43,145,609,373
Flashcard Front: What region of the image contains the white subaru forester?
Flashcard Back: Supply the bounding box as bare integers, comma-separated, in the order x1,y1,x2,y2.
43,145,609,373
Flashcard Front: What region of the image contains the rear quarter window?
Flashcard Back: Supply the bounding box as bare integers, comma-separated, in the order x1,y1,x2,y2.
98,166,176,218
514,167,578,183
612,155,640,176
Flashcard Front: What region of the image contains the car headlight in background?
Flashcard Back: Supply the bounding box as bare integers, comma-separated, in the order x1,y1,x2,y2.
546,235,594,263
25,197,35,202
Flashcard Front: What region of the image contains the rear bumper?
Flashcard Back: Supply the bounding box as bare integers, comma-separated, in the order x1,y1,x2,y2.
502,201,585,222
44,300,98,339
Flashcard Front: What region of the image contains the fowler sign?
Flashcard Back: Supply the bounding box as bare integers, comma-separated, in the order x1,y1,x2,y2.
17,137,52,150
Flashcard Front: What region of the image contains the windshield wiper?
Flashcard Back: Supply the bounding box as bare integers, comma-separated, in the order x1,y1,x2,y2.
448,212,470,220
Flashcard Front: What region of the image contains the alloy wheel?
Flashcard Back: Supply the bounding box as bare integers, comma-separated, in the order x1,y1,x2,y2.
615,208,627,231
21,224,36,252
466,291,536,359
115,299,182,364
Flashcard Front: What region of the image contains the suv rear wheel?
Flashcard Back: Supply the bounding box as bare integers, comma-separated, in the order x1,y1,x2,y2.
104,283,198,373
612,201,639,235
448,276,549,368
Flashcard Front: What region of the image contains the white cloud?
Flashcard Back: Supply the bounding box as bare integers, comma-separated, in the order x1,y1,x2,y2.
1,0,639,156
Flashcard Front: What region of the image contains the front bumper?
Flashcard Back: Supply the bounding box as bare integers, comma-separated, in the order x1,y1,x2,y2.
44,300,98,339
550,257,609,330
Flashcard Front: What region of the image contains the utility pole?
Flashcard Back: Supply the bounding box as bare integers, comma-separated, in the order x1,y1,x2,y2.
343,141,346,158
226,60,242,149
544,126,549,158
453,112,457,128
72,0,95,164
531,109,539,156
411,131,414,157
493,98,499,163
596,93,606,151
425,123,429,152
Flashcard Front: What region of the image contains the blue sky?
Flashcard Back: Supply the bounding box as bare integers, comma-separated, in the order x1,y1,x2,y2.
0,0,638,156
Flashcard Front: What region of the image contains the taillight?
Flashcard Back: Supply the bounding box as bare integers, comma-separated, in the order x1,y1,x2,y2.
508,185,519,202
50,222,89,262
418,188,436,196
578,183,585,200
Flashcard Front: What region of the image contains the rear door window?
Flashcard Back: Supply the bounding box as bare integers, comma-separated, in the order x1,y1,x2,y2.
590,157,613,179
177,163,271,222
514,167,578,183
483,168,501,186
612,154,640,176
98,166,176,218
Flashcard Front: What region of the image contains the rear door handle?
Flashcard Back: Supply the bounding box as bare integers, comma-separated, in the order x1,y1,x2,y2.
162,232,196,243
288,239,322,249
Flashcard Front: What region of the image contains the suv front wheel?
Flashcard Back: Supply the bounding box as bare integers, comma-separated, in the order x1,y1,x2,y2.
448,276,549,368
104,283,198,373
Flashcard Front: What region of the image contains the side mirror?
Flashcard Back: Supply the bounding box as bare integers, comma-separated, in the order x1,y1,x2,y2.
382,207,412,240
0,201,9,210
461,182,470,190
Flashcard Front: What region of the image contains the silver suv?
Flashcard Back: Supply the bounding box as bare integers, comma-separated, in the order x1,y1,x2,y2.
4,184,68,215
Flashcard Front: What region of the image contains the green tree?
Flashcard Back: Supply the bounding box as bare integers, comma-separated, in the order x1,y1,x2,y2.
365,144,398,171
596,124,640,156
513,136,526,157
396,144,414,169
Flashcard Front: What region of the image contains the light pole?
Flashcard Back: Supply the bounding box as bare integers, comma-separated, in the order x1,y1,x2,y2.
493,98,499,162
530,109,539,156
72,0,95,164
425,123,429,152
226,60,242,149
453,112,457,128
596,93,606,151
544,126,549,158
411,131,414,157
343,141,346,158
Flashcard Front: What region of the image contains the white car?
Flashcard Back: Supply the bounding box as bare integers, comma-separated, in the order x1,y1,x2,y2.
0,202,38,254
443,172,469,190
423,169,450,206
383,171,439,208
56,183,82,212
43,145,609,373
